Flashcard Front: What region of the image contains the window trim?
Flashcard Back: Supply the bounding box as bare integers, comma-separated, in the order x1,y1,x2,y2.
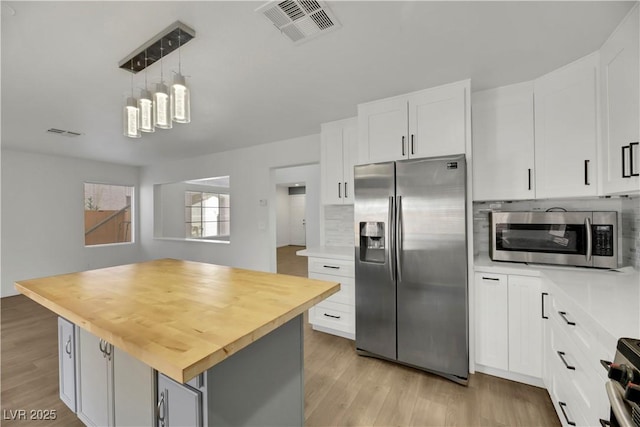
83,181,136,247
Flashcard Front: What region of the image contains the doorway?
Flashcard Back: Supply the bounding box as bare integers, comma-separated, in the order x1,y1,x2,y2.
276,184,308,277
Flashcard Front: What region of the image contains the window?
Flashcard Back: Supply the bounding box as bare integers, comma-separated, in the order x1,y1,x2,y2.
84,183,133,246
185,191,230,240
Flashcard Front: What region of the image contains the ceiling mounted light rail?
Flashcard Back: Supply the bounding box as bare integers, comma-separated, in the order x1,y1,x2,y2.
119,21,195,139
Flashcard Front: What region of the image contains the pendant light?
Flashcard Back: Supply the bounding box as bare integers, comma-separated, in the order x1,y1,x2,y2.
123,60,141,138
153,39,172,129
138,52,155,133
171,28,191,123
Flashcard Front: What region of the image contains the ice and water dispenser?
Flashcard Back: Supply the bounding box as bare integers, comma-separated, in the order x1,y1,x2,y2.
359,221,385,263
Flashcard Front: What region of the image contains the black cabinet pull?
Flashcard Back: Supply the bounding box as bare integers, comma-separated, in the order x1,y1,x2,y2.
622,145,631,178
557,351,576,370
323,313,341,319
344,182,348,198
600,418,611,427
528,169,532,190
411,134,415,155
338,182,341,198
558,311,576,326
402,136,406,156
323,265,340,269
558,402,576,426
482,276,500,281
541,292,548,319
584,160,590,185
631,142,639,177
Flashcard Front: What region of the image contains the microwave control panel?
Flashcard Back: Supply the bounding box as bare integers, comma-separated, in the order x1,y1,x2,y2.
592,225,614,257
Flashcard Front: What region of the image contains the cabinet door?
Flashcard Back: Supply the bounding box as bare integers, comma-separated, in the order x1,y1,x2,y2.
114,348,153,427
600,6,639,195
507,275,542,378
321,121,346,205
409,83,466,158
474,273,508,370
341,119,358,204
472,82,535,201
58,317,76,412
76,329,112,427
358,96,408,163
534,52,599,198
157,374,203,427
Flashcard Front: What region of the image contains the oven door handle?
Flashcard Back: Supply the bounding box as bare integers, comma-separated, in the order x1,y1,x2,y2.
585,217,592,263
606,380,635,427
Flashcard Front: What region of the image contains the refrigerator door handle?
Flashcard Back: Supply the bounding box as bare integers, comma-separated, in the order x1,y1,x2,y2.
395,195,403,283
388,196,395,282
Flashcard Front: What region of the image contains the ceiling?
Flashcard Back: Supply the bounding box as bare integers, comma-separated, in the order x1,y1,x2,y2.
1,1,635,167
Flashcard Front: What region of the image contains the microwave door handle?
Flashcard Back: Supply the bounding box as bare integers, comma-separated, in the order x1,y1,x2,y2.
585,217,592,262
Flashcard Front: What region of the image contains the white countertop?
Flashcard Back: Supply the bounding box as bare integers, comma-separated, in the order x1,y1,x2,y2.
296,246,354,261
474,255,640,351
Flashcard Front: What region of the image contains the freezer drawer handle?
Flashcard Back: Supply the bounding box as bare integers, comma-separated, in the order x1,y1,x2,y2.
557,351,576,370
481,277,500,281
323,313,341,319
558,311,576,326
558,401,576,426
541,292,548,319
323,265,340,269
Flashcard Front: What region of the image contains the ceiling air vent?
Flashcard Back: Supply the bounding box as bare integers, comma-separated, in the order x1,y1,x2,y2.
47,128,83,137
256,0,341,45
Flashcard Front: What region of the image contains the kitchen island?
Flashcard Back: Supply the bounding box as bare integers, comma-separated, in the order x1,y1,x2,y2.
15,258,340,426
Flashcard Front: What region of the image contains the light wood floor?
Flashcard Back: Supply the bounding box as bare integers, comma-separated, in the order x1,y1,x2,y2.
277,244,308,278
1,248,559,427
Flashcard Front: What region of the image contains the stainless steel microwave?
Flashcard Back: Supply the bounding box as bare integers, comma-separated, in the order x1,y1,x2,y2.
490,211,617,269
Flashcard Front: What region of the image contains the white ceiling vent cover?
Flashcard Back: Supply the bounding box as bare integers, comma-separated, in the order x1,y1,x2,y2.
256,0,341,44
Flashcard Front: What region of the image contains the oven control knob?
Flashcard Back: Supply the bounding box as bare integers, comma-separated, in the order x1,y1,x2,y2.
625,382,640,405
608,363,635,384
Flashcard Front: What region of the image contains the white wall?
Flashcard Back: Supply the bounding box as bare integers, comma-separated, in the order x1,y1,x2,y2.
276,186,290,247
140,133,320,273
1,150,142,297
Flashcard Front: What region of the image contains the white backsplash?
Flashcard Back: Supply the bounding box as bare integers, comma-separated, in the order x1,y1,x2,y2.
323,205,354,247
473,197,640,269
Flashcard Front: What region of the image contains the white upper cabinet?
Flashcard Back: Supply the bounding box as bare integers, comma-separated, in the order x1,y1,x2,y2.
472,82,535,201
600,5,640,195
534,52,600,199
358,80,469,164
321,117,358,205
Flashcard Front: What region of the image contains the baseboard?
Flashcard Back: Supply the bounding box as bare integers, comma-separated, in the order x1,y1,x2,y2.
311,324,355,341
475,364,545,388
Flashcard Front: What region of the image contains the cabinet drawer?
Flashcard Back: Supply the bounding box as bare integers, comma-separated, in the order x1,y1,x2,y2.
549,316,608,425
550,293,612,374
308,258,354,278
309,273,354,305
311,301,354,334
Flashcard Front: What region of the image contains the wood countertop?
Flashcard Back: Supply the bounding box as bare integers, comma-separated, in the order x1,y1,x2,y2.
15,259,340,383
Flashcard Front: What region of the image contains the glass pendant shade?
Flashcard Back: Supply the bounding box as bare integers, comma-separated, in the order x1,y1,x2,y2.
138,89,155,133
123,97,141,138
171,73,191,123
153,82,172,129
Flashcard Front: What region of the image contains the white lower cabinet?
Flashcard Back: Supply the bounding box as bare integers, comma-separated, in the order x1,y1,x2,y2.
75,326,153,427
157,373,203,427
474,272,542,382
58,317,77,412
542,288,611,427
307,256,355,340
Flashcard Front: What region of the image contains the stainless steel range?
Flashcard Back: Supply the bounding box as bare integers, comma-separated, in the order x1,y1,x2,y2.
605,338,640,427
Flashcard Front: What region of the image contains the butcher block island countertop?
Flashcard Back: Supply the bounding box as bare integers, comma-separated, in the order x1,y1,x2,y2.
15,258,339,383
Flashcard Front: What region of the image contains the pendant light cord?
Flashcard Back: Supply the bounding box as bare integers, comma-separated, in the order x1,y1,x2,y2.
178,28,182,74
130,60,134,97
160,39,164,83
144,50,148,89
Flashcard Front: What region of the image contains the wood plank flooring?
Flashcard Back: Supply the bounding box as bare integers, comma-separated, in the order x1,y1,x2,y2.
1,248,559,426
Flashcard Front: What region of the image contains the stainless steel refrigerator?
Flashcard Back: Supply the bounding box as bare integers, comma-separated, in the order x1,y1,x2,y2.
354,155,468,384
